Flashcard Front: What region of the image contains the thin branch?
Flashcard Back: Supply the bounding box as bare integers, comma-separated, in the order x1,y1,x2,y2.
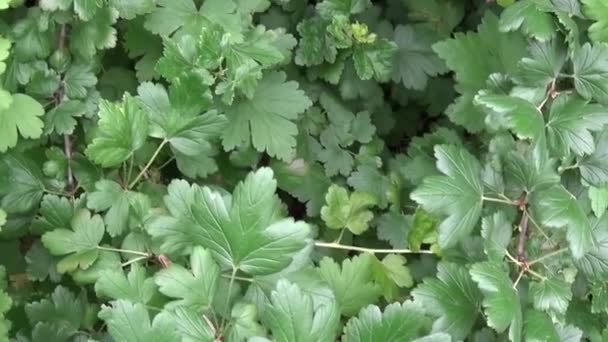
221,274,253,283
481,196,518,205
536,78,557,111
528,248,569,266
513,269,525,289
314,241,435,254
516,209,529,264
128,139,168,189
121,255,149,267
96,246,151,257
526,268,547,281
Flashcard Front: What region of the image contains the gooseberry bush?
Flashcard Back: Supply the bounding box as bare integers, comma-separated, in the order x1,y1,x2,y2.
2,0,608,340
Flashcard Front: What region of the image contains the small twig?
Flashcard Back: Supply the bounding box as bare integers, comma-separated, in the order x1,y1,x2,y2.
314,241,434,254
526,268,547,281
221,274,253,283
56,24,75,194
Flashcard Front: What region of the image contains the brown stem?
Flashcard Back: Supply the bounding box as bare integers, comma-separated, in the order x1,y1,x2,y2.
56,24,74,193
517,210,529,265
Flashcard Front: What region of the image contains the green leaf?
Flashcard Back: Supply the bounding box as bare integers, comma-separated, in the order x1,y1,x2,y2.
371,254,413,300
222,71,312,161
582,0,608,43
524,309,560,342
572,43,608,104
432,12,527,132
262,279,340,342
391,25,446,90
63,63,97,99
317,254,381,317
412,262,481,339
470,261,522,341
154,246,219,309
407,208,438,252
110,0,154,19
25,286,85,335
575,216,608,281
579,127,608,186
170,307,215,342
411,145,484,248
149,168,311,275
342,301,430,342
41,209,105,273
0,94,44,152
316,0,369,17
377,211,410,249
499,0,556,41
70,7,117,58
0,152,45,213
227,302,266,341
0,208,5,231
137,82,228,156
99,299,178,342
320,185,376,235
517,40,567,87
529,277,572,314
95,263,156,304
589,186,608,217
87,180,131,237
531,185,596,259
546,94,608,157
44,100,86,135
474,93,544,140
26,241,61,282
352,38,397,82
85,94,149,167
481,212,513,262
0,36,10,75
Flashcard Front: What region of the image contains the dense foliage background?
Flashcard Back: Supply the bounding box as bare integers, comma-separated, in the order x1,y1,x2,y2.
2,0,608,340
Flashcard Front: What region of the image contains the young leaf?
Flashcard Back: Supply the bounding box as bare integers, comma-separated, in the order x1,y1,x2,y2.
41,209,105,273
262,279,340,342
85,94,149,167
411,145,484,248
412,262,481,339
154,246,219,310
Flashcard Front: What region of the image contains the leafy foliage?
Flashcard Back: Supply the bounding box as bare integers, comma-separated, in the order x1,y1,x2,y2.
2,0,608,341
